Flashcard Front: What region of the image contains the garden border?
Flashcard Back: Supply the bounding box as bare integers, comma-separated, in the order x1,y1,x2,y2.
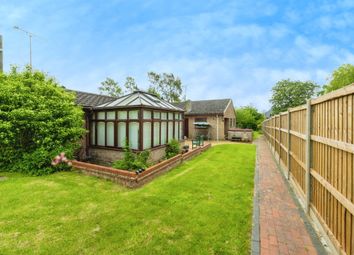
71,143,211,188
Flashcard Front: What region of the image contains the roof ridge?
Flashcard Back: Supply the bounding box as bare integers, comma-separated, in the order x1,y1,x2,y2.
68,89,118,99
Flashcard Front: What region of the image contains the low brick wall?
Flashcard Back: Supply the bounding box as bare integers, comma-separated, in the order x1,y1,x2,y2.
72,143,211,188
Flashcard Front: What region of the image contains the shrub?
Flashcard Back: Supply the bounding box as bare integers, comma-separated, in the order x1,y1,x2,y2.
0,66,85,175
112,143,151,171
165,139,180,159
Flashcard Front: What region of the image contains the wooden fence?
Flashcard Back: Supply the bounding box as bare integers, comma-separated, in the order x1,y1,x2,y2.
263,84,354,255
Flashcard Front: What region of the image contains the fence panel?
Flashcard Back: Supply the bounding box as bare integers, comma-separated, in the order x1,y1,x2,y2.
263,84,354,255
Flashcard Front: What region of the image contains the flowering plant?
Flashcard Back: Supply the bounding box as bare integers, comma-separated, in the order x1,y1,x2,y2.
51,152,72,167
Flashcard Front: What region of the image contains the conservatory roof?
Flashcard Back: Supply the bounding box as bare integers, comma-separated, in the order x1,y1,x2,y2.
95,90,184,111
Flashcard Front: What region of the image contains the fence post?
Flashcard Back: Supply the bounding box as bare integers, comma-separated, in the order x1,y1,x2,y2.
279,115,281,164
287,110,291,180
305,99,312,214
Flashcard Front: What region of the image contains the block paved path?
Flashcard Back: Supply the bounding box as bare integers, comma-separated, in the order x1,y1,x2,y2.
255,137,325,255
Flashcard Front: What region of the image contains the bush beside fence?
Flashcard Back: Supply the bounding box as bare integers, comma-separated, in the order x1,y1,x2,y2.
263,84,354,255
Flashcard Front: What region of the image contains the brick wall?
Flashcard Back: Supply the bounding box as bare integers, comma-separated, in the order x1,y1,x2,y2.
72,143,211,188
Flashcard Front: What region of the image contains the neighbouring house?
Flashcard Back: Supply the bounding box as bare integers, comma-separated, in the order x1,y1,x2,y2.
72,90,184,163
173,99,236,140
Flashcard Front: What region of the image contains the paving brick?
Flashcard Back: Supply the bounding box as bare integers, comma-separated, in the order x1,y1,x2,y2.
256,138,322,255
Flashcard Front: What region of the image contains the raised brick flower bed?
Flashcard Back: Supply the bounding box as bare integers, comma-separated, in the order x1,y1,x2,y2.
71,143,211,188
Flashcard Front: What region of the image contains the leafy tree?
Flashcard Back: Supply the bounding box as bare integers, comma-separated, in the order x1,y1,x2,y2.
0,66,85,175
236,106,265,130
270,79,318,115
99,77,122,97
321,64,354,94
124,76,138,93
147,72,183,102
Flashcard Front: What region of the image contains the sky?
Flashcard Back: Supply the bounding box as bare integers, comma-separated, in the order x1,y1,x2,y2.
1,0,354,111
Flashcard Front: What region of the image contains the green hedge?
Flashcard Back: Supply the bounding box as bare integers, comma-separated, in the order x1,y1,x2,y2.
0,67,85,175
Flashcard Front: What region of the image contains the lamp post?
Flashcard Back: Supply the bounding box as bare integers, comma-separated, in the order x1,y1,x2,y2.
14,26,35,68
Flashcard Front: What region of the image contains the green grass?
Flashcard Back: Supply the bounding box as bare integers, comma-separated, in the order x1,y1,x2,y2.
0,144,256,255
253,130,262,140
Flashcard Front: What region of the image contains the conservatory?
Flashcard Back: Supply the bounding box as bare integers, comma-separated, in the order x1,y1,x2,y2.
87,91,184,163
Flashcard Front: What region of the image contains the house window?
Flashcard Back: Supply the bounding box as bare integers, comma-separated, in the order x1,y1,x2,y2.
195,117,207,122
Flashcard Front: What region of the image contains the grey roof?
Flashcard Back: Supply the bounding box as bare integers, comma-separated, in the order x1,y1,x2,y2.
173,99,232,115
95,90,184,111
69,90,117,108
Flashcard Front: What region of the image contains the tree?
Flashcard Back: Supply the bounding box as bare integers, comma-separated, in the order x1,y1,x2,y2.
147,72,183,102
124,76,138,93
236,106,265,130
0,66,85,175
270,79,318,115
99,77,122,97
321,64,354,94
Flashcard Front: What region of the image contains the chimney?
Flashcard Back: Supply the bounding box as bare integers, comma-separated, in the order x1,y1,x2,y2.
0,35,3,72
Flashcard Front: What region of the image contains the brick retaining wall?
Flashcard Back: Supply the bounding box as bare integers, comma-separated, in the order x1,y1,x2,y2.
72,143,211,188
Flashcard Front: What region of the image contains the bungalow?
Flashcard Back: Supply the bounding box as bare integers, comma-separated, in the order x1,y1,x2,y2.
173,99,236,140
73,90,184,163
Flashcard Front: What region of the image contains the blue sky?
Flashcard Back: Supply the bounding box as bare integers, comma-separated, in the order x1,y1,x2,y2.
1,0,354,111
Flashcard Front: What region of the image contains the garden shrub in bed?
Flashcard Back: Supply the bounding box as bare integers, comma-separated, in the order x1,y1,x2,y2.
165,139,180,159
0,66,85,175
112,143,151,171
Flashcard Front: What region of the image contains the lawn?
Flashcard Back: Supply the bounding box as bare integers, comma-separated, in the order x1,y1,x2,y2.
0,144,256,255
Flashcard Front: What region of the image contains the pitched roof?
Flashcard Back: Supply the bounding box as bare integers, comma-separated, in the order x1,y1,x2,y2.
173,99,232,115
69,90,117,108
95,90,184,111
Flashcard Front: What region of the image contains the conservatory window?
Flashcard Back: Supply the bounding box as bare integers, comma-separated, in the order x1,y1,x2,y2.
168,122,173,142
143,110,151,119
143,122,152,149
168,112,174,120
90,122,96,145
97,122,105,146
174,122,179,140
153,111,160,119
97,112,105,120
118,111,127,120
106,122,114,146
117,122,126,147
153,122,160,146
129,122,139,150
161,112,167,120
107,111,115,120
129,110,139,119
161,122,167,144
179,122,183,140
